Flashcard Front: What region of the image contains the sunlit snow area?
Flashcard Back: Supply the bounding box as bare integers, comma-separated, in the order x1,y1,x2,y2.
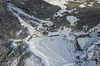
43,0,68,9
66,16,79,26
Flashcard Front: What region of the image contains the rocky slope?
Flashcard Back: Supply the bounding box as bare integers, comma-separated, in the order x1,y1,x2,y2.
0,0,100,66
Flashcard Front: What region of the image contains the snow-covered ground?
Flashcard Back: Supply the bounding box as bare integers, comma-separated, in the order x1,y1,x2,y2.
43,0,67,9
66,16,79,26
7,2,100,66
7,3,77,66
53,8,76,18
79,4,86,8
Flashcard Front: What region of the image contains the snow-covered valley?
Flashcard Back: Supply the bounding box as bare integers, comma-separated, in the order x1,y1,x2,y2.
7,3,77,66
0,0,100,66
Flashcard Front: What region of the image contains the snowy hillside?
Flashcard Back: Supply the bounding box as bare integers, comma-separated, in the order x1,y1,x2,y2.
43,0,100,9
